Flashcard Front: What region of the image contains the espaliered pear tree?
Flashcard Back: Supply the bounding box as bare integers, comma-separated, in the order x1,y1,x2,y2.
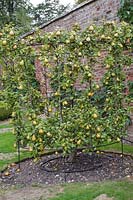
0,21,132,157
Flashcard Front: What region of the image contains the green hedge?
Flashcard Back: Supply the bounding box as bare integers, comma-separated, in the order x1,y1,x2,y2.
0,101,12,121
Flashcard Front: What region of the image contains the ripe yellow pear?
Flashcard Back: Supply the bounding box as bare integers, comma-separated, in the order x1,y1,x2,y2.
14,143,17,148
39,138,43,142
77,140,81,145
88,92,94,97
12,112,16,117
112,73,115,77
96,84,100,89
18,84,23,90
4,171,10,176
32,135,36,141
16,168,21,172
19,60,24,66
93,113,98,119
84,65,89,70
86,37,91,42
48,107,52,112
11,163,16,167
101,34,105,39
97,127,101,132
86,125,90,130
97,52,101,57
47,132,51,137
53,56,57,61
13,44,17,49
55,151,58,155
9,30,14,36
96,133,101,138
78,52,82,56
79,41,83,46
70,35,75,41
62,101,68,106
89,25,94,31
27,135,30,140
44,58,48,63
117,137,121,142
2,40,7,46
66,39,70,44
32,120,37,125
106,64,110,69
29,146,33,152
88,72,92,78
28,116,32,121
55,91,60,96
56,30,61,36
39,129,44,134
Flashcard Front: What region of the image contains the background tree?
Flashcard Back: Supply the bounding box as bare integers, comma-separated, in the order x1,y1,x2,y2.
32,0,69,26
118,0,133,24
0,0,33,33
75,0,86,4
0,0,69,33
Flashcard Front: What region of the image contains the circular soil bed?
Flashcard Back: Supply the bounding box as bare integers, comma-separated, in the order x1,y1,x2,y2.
0,152,133,186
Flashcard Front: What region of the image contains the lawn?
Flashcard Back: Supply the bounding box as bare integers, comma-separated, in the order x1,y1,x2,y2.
0,132,16,153
99,142,133,154
49,180,133,200
0,131,32,171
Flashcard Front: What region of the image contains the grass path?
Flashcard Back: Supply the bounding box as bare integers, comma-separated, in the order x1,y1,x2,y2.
50,180,133,200
0,180,132,200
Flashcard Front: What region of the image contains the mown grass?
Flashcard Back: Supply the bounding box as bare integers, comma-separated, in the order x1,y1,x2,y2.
50,180,133,200
0,132,16,153
99,142,133,154
0,131,32,171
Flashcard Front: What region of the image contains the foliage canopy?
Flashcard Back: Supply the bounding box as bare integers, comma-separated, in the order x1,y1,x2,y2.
0,21,132,157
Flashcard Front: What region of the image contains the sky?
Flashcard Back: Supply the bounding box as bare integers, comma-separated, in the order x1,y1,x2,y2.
30,0,75,6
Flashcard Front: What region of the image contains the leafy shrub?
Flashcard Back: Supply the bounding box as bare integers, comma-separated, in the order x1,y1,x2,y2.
0,101,12,121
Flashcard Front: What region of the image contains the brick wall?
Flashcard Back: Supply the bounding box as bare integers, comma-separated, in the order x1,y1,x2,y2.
34,0,122,92
39,0,120,32
30,0,132,136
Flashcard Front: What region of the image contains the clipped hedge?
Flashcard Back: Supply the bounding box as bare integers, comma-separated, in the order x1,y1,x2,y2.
0,101,12,121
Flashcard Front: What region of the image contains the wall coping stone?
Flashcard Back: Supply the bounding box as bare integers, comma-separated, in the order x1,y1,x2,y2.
21,0,98,38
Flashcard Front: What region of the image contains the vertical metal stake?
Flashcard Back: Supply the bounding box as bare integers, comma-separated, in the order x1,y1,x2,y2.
121,137,124,162
17,135,21,169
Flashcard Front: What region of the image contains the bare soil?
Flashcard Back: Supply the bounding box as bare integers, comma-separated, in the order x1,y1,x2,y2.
0,152,132,186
